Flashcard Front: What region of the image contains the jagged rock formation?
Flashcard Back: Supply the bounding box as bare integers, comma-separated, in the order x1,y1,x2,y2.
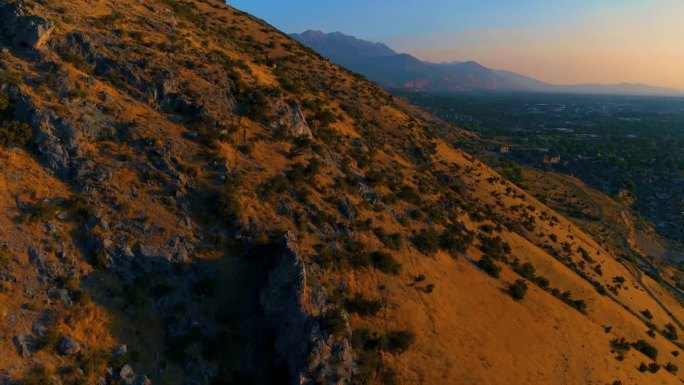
0,0,53,49
261,233,353,384
271,101,313,139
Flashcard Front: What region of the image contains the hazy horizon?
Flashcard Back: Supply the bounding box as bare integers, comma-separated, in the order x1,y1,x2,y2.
231,0,684,90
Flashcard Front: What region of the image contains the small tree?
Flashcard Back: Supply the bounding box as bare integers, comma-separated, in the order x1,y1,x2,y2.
632,339,658,360
478,255,501,278
508,280,528,300
663,323,678,341
665,362,679,374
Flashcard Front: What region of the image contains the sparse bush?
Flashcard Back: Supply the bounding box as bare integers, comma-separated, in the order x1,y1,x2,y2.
77,349,111,376
663,323,678,341
508,279,528,300
0,247,11,273
0,120,32,148
0,89,8,111
514,262,536,280
611,337,631,352
396,185,421,205
439,222,474,256
479,235,511,261
352,328,399,385
21,367,58,385
22,198,63,223
346,294,382,317
632,339,658,360
478,255,501,278
412,228,440,255
382,330,416,354
665,362,678,374
218,175,242,220
641,309,653,320
321,308,347,338
374,228,403,251
370,251,402,275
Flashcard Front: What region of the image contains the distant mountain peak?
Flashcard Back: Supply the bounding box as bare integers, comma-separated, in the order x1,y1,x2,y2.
291,30,397,59
292,30,682,96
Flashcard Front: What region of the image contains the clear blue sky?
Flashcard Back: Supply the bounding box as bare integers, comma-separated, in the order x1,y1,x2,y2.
230,0,601,40
229,1,684,88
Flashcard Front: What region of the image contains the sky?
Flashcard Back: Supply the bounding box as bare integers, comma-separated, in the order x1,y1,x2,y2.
229,0,684,90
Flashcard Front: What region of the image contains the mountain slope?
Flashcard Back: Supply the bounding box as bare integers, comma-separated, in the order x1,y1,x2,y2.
0,1,683,385
292,30,682,96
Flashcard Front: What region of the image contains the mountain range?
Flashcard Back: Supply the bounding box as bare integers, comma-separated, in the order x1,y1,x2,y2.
292,30,682,96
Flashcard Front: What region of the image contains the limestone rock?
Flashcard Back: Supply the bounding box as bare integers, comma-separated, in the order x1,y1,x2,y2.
271,100,313,139
260,233,353,385
0,0,54,49
13,333,32,358
57,336,82,356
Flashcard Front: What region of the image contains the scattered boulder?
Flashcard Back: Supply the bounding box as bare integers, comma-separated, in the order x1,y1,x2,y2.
13,333,32,358
0,0,54,49
119,364,136,383
113,344,128,358
271,100,313,139
57,336,82,356
116,364,151,385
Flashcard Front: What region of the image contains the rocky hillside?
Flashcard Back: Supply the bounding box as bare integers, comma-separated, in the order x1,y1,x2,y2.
0,1,683,385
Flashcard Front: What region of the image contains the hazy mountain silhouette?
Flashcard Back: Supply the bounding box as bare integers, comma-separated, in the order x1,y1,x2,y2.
292,30,682,96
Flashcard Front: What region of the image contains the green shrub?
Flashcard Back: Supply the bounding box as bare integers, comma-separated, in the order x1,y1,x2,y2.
412,228,440,255
396,185,421,205
439,222,474,255
382,331,415,354
370,251,402,275
77,349,111,376
611,337,631,352
374,228,403,251
348,250,372,269
665,362,678,374
479,235,511,261
0,89,8,110
0,247,11,272
663,323,678,341
321,308,347,338
508,280,528,300
632,339,658,360
21,367,58,385
478,255,501,278
218,176,242,220
23,198,62,223
514,262,536,280
345,294,382,317
641,309,653,320
0,120,32,147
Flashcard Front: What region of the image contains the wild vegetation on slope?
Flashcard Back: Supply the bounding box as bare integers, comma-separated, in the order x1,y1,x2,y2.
0,1,683,385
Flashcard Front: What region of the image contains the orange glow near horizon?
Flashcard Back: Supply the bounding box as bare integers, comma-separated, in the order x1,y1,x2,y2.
390,2,684,89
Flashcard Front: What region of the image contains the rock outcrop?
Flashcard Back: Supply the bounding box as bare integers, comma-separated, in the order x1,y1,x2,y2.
261,233,353,385
271,100,314,139
0,0,53,49
57,336,82,356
